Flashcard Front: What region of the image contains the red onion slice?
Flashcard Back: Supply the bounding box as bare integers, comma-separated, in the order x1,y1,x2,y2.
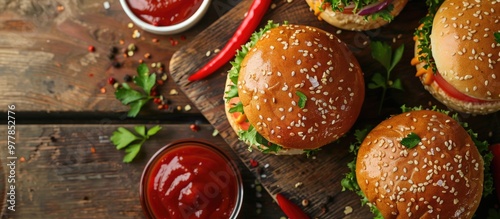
357,0,392,16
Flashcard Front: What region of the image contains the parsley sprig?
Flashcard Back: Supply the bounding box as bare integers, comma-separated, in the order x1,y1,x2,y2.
495,32,500,44
369,41,404,114
110,125,162,163
115,64,158,117
400,132,420,149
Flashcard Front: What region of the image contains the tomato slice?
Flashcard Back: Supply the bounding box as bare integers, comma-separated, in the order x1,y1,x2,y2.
433,72,488,103
341,7,354,14
228,97,250,131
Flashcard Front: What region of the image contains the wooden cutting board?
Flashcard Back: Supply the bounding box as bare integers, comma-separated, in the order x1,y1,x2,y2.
169,0,500,218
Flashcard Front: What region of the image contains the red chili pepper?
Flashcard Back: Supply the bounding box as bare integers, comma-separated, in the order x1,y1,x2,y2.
490,143,500,201
187,0,272,81
275,193,310,219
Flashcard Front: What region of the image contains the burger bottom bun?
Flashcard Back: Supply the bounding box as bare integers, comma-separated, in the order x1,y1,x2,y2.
413,46,500,115
305,0,409,31
223,75,304,155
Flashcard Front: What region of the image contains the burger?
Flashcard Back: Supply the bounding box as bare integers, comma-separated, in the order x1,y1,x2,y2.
305,0,409,31
224,22,365,155
411,0,500,115
342,107,493,218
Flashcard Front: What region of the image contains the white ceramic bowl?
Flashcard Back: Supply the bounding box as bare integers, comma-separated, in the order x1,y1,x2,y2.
119,0,212,35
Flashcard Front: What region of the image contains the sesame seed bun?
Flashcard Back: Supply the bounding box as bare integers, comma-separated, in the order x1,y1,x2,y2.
414,0,500,114
305,0,409,31
225,24,365,153
356,110,484,219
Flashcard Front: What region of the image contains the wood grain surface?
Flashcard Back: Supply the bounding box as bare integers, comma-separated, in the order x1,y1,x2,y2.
0,124,283,218
170,0,500,218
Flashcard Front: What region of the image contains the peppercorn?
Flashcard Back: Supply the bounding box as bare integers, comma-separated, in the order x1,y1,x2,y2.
107,77,116,85
249,159,259,167
111,60,121,68
123,74,132,82
153,98,162,105
190,124,200,132
301,199,309,207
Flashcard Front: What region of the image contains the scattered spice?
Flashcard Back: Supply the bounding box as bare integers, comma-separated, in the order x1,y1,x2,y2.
294,182,303,188
123,74,132,82
144,53,151,59
344,206,353,215
88,45,95,52
57,5,65,12
161,73,168,81
301,199,309,207
169,37,179,46
103,1,110,10
111,60,121,68
132,29,141,38
249,158,259,167
90,146,96,153
100,87,106,93
169,89,179,95
153,98,162,105
180,35,187,40
152,38,159,43
107,77,116,85
19,157,25,162
189,124,200,132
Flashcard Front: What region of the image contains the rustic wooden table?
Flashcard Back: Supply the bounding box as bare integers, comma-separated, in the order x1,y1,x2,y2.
1,0,499,219
0,0,283,218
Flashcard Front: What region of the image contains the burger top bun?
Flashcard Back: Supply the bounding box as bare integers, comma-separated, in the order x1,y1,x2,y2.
305,0,409,31
356,110,483,219
237,24,365,150
430,0,500,102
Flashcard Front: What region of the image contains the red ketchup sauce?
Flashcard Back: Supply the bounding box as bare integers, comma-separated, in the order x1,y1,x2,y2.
141,140,241,219
126,0,204,26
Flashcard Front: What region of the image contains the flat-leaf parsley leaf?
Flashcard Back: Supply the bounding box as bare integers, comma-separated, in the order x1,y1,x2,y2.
400,132,420,149
110,125,162,163
115,64,159,117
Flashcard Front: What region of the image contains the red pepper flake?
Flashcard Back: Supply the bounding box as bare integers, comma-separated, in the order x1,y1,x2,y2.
152,38,159,43
144,53,151,59
88,45,95,52
156,79,164,86
57,5,65,12
169,38,179,46
88,73,94,77
100,87,106,93
180,35,187,40
249,159,259,167
107,77,116,85
20,157,26,162
90,146,96,154
190,124,200,132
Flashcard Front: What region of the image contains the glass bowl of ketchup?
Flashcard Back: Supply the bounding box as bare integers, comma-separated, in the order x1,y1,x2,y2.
119,0,211,35
140,139,243,219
